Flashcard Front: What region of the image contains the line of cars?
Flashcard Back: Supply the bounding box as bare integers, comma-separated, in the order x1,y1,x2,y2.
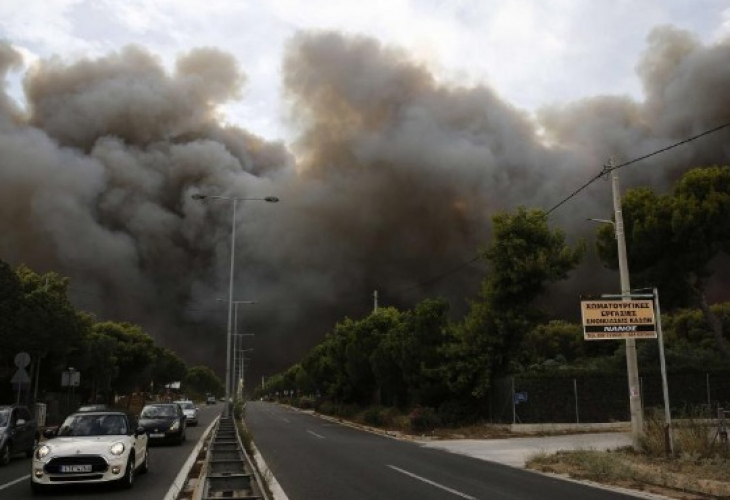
1,398,208,494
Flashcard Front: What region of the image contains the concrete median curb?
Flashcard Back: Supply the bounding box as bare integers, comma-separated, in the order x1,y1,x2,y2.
163,417,218,500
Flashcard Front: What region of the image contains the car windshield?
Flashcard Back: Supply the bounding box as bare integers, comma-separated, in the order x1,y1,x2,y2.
0,409,9,427
141,405,177,418
177,402,195,410
58,414,128,436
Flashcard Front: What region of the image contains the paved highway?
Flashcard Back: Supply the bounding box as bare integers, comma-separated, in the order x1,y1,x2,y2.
245,401,647,500
0,402,221,499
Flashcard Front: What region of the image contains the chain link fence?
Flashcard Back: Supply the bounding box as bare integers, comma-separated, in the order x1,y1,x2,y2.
491,371,730,424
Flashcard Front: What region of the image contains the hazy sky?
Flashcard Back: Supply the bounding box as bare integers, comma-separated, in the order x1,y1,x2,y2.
2,0,729,142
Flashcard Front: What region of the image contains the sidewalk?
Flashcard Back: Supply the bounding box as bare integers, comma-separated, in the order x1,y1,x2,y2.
420,432,632,468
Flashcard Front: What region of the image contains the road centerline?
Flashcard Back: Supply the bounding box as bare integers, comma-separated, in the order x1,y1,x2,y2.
307,430,325,439
387,465,477,500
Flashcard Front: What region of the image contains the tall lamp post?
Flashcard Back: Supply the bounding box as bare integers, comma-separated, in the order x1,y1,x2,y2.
218,299,256,401
239,348,254,397
192,193,278,416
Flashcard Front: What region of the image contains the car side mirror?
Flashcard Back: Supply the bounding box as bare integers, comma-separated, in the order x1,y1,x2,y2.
136,426,146,437
43,428,57,439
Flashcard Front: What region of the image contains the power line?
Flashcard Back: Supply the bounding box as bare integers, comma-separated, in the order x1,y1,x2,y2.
387,120,730,298
608,121,730,172
546,121,730,215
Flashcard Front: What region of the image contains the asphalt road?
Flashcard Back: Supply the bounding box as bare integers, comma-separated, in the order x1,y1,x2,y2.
0,401,221,499
245,401,645,500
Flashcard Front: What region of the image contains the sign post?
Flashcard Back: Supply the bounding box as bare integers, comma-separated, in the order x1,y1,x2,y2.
581,292,673,454
12,352,31,404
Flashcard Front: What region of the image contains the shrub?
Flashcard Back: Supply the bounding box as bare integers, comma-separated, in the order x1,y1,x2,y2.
437,400,479,427
318,401,336,416
296,396,315,409
363,407,386,427
233,399,245,419
409,406,439,432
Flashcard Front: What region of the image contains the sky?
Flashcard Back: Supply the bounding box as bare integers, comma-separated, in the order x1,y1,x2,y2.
1,1,730,386
2,0,729,142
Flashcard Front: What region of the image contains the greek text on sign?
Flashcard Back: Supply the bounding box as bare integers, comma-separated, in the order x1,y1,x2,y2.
581,299,657,340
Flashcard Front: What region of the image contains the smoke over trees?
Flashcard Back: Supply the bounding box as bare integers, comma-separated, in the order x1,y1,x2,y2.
1,26,729,382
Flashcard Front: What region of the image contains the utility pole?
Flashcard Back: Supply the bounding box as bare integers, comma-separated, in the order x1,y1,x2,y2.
608,158,644,447
373,290,378,313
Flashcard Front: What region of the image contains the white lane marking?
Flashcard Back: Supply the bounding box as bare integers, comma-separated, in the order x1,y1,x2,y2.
307,430,325,439
387,465,477,500
281,418,290,423
0,474,30,491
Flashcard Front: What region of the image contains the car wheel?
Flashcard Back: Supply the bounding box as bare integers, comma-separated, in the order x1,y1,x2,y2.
0,443,10,466
119,456,135,489
139,447,149,474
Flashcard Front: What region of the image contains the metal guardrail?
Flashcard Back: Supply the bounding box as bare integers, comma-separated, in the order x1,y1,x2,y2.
196,416,269,500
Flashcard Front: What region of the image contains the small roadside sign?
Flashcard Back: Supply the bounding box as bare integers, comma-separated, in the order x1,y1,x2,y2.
581,298,657,340
514,392,528,404
11,368,31,385
14,352,30,368
61,370,81,387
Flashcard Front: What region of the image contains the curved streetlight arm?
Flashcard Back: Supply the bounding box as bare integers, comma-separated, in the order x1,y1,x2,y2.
191,194,279,203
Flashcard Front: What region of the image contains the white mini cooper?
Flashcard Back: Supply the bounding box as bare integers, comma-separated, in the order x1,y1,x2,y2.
30,410,149,493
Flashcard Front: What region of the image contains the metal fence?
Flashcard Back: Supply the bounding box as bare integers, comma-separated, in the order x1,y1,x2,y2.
492,372,730,424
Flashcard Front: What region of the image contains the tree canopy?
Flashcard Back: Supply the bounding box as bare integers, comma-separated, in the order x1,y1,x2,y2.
596,165,730,359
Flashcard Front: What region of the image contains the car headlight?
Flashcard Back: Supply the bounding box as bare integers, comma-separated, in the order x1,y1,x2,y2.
36,445,51,460
170,420,180,431
110,442,125,456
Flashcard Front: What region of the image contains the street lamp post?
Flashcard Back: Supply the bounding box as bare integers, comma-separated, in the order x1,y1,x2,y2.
239,348,254,396
221,299,256,402
192,193,278,416
232,333,254,399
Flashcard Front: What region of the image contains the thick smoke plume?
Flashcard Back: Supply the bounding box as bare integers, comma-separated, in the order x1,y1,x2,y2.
1,26,729,382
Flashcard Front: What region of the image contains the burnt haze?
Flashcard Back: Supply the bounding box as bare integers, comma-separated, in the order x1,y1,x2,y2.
1,26,729,383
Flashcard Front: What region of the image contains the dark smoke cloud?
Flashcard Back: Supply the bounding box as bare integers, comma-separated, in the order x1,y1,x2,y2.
0,26,729,382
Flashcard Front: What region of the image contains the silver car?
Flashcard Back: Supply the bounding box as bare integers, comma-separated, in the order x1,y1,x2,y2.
173,400,199,426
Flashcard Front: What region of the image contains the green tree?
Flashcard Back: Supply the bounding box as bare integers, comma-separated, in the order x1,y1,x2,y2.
596,165,730,359
92,321,156,394
184,365,223,396
13,266,88,396
152,346,188,391
448,207,585,398
0,259,22,351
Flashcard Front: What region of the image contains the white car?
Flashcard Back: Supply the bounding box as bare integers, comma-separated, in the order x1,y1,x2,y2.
31,410,149,493
174,400,199,426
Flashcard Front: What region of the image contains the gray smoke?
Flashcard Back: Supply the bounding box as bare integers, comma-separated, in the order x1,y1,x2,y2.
0,26,729,381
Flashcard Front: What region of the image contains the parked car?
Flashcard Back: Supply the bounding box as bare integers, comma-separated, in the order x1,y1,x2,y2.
138,403,186,445
31,410,148,493
173,400,199,426
0,404,37,465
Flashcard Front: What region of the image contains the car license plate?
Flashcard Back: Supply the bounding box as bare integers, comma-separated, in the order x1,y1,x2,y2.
60,464,92,473
151,433,165,438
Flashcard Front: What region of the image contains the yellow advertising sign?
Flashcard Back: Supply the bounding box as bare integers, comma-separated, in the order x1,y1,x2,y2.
581,299,657,340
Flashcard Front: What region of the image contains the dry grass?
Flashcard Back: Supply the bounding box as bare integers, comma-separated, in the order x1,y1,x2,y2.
527,448,730,499
526,413,730,500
